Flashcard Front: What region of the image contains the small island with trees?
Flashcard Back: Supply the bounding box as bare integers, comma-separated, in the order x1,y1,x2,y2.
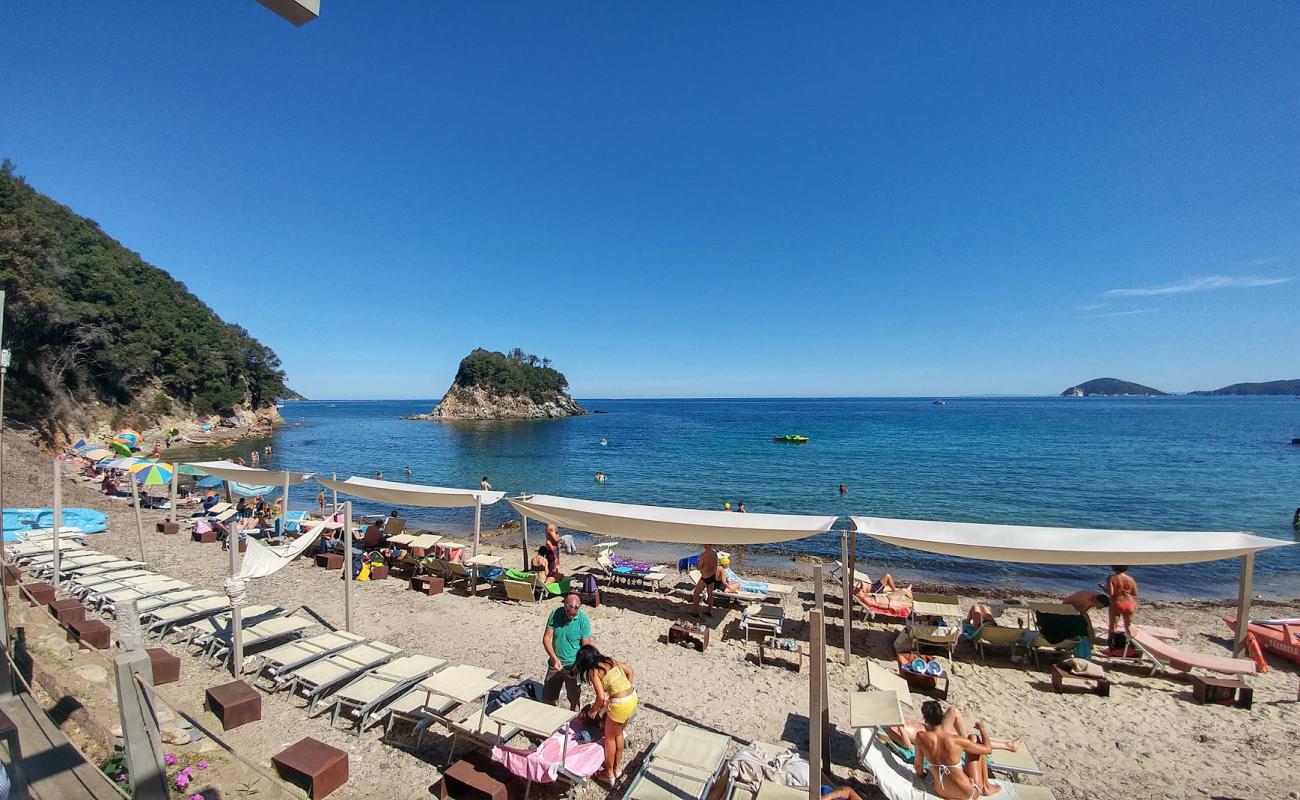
1190,379,1300,396
1061,378,1167,397
410,348,586,420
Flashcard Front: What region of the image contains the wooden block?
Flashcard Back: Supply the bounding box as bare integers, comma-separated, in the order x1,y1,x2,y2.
193,530,217,543
67,619,111,649
1192,675,1251,709
205,680,262,730
668,623,708,652
369,564,388,580
436,759,507,800
316,553,344,570
2,564,21,586
147,647,181,685
273,737,349,799
22,582,54,606
410,575,444,595
49,598,86,625
156,522,180,534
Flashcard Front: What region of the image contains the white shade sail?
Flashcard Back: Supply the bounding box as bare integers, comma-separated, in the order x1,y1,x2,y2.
184,461,314,487
240,522,327,579
315,476,506,508
850,516,1294,566
508,494,837,545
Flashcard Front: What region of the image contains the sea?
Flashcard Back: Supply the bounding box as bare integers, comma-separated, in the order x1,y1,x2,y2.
167,396,1300,600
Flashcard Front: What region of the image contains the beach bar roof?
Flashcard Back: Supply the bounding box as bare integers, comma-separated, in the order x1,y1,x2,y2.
315,476,506,557
509,494,837,545
850,515,1295,653
182,461,315,486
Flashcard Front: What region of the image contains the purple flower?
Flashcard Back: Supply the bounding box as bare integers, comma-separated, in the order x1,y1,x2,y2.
191,795,204,800
116,774,128,783
175,774,190,789
164,753,177,766
197,760,208,770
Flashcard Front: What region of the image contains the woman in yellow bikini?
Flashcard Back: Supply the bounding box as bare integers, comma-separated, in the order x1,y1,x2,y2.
574,644,638,786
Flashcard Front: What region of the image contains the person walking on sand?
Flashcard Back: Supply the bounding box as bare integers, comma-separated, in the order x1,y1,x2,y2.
480,476,491,491
542,593,592,711
691,544,721,617
1106,566,1138,641
574,644,637,786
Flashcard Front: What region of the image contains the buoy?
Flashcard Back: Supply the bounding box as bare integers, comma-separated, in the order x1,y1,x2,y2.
1246,631,1269,672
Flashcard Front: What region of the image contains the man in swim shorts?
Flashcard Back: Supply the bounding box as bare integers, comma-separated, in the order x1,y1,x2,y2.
691,544,720,617
1063,589,1110,630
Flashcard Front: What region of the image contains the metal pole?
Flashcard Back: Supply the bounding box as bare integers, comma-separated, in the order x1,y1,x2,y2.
840,531,851,665
0,293,10,698
472,498,482,558
850,527,866,683
1233,553,1255,655
226,480,242,677
520,513,529,570
52,460,62,595
282,472,290,538
168,467,178,525
130,477,147,566
331,472,338,513
343,501,353,632
808,605,824,800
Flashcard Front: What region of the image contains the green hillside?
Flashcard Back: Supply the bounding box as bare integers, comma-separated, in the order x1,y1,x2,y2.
1061,378,1166,397
1190,379,1300,396
0,160,288,436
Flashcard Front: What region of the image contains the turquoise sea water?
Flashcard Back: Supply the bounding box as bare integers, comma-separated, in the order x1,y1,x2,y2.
171,397,1300,599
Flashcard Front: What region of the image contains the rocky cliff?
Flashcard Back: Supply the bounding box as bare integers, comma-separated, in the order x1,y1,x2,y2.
412,384,585,420
410,348,586,420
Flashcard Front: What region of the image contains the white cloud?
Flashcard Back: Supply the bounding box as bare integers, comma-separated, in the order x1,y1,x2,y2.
1083,308,1160,319
1104,275,1292,297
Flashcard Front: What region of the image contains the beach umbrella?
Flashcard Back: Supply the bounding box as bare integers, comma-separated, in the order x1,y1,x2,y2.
110,441,133,457
177,464,209,476
129,460,174,486
230,482,275,497
101,457,141,470
115,429,141,445
83,448,113,461
197,475,224,489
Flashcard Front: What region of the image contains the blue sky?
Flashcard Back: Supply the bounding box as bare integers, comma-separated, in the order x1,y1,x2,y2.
4,2,1298,399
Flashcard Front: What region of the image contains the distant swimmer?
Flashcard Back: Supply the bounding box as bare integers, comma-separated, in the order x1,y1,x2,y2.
595,472,606,483
480,476,492,491
599,437,608,446
724,502,731,511
839,484,847,495
264,445,272,456
405,466,412,478
250,450,259,462
736,501,746,513
375,471,383,480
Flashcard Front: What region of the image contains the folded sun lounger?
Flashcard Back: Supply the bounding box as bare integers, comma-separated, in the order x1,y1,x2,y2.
625,723,732,800
143,596,233,638
249,630,369,688
324,653,448,733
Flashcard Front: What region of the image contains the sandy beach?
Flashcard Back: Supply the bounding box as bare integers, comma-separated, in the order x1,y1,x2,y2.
4,434,1299,800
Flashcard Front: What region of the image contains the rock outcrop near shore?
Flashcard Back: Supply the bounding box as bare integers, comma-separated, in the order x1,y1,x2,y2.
412,347,586,420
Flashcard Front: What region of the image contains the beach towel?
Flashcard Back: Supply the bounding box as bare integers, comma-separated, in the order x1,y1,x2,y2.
725,568,769,594
611,554,655,572
1037,612,1088,644
492,730,605,784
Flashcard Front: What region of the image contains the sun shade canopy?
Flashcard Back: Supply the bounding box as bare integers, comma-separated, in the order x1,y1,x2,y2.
183,461,314,486
508,494,837,545
850,516,1294,566
315,476,505,508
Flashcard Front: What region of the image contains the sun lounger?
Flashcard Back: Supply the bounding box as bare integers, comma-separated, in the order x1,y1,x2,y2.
62,560,147,579
249,630,369,688
739,604,785,642
111,587,212,616
73,571,168,598
278,640,402,710
966,625,1025,661
143,596,233,637
179,605,284,649
600,554,671,593
435,705,523,761
685,568,767,605
495,577,542,603
491,727,606,791
625,723,732,800
8,539,85,560
1091,620,1179,641
855,731,1056,800
1130,629,1256,678
385,664,498,746
91,579,194,611
324,654,448,733
443,561,485,592
204,614,315,667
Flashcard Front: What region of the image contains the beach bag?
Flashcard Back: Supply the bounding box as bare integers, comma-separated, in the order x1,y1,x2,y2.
486,684,532,716
357,564,370,581
1108,631,1128,650
580,574,599,596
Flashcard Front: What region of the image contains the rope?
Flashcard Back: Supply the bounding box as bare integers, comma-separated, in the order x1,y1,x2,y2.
223,577,247,608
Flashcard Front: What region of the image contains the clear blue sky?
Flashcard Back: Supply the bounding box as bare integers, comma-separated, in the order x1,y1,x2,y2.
4,3,1298,399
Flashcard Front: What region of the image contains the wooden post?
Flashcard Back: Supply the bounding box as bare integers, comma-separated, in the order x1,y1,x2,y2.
282,472,290,537
227,481,243,677
343,501,353,632
841,531,851,665
808,605,825,800
130,477,148,566
168,467,178,524
472,498,482,558
1233,553,1255,655
520,513,530,570
52,460,62,594
114,648,168,798
331,472,338,513
850,528,867,683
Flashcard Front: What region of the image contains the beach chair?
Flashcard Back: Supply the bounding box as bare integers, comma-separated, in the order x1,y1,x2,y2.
179,605,284,649
324,654,448,733
739,604,785,643
73,572,168,599
59,559,146,579
205,614,316,667
602,554,671,593
279,640,402,710
496,577,543,603
110,587,212,616
143,596,233,638
685,568,766,606
625,723,732,800
444,561,483,593
435,705,523,762
249,630,369,688
90,579,193,611
8,539,85,560
966,625,1025,661
384,664,498,747
491,727,607,794
1129,629,1257,679
725,741,807,800
854,730,1057,800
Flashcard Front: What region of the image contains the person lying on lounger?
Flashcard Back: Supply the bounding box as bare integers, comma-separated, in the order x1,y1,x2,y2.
910,701,1022,799
852,574,912,606
886,701,1022,756
963,605,997,629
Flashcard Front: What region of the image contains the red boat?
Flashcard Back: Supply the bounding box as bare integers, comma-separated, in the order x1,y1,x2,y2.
1223,617,1300,665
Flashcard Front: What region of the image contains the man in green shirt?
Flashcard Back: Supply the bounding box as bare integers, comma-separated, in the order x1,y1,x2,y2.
542,593,592,710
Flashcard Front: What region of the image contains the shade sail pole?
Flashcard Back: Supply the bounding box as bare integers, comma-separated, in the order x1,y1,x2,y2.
227,480,242,677
344,501,353,632
473,498,482,558
841,531,851,665
808,605,824,800
283,472,290,537
331,472,338,513
1234,553,1255,655
130,477,147,566
52,460,62,594
168,468,178,524
520,513,529,570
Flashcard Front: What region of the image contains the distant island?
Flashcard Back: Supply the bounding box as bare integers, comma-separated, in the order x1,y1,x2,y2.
1061,378,1167,397
410,348,586,420
1189,379,1300,396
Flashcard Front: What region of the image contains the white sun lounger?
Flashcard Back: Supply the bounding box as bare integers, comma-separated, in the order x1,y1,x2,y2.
16,526,87,541
8,539,85,560
28,552,115,576
179,605,284,649
204,614,315,667
385,664,498,746
626,723,732,800
108,587,211,616
71,571,164,598
143,596,233,637
325,654,448,733
63,560,148,580
279,641,402,710
90,579,193,610
249,630,368,688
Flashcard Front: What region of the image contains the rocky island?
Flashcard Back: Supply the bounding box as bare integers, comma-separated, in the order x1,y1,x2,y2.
410,348,586,420
1061,378,1167,397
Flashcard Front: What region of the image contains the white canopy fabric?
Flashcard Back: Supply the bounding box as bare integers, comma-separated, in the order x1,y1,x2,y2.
315,476,505,508
184,461,314,487
508,494,837,545
239,522,327,579
850,516,1294,566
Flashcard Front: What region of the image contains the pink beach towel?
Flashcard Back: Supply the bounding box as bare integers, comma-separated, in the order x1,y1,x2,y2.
492,731,605,784
194,521,212,535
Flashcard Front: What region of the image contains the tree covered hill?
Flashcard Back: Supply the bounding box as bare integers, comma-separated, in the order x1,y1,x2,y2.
0,161,289,437
1061,378,1166,396
1190,379,1300,396
451,347,573,403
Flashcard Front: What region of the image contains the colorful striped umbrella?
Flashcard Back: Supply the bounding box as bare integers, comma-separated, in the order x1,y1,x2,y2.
129,460,174,486
100,457,141,470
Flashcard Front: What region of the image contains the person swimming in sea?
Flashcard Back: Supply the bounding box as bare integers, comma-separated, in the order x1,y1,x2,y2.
839,483,848,494
595,471,606,483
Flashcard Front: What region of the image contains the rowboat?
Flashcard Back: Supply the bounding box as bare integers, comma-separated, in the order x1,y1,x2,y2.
1223,617,1300,665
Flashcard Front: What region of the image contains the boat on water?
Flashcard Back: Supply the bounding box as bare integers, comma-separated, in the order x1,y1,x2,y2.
932,399,947,405
1223,617,1300,665
772,434,809,443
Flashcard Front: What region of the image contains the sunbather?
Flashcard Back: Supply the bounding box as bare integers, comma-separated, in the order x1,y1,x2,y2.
963,605,997,629
912,701,1011,798
886,702,1021,755
574,644,637,786
853,574,911,606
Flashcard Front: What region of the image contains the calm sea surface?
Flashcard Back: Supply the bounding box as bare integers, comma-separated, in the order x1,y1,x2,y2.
170,397,1300,599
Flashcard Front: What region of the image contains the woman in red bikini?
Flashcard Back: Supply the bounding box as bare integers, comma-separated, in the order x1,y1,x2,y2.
1106,565,1139,641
